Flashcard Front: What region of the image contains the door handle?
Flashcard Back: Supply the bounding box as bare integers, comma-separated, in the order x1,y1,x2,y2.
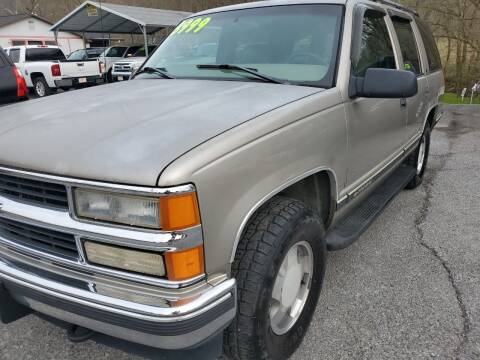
400,98,407,108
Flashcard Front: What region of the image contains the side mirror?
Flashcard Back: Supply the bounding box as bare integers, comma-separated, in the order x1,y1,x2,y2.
349,68,418,98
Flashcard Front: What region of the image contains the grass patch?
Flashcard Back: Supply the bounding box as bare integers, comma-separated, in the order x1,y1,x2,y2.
443,92,480,105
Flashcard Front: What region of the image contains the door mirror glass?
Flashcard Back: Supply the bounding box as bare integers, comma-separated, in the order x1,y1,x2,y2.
350,68,418,98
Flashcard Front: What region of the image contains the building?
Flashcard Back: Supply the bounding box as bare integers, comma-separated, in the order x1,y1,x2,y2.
0,14,84,55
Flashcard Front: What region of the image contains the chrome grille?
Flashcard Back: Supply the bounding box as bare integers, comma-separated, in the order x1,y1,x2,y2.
0,173,69,209
113,63,131,73
0,217,78,260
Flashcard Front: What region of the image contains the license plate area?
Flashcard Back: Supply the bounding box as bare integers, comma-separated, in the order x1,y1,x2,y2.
78,77,87,84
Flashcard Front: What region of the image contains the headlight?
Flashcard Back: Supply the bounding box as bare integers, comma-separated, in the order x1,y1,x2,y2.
74,189,160,228
74,188,201,230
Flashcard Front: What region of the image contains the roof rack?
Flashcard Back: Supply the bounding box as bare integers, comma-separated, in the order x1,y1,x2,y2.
372,0,419,16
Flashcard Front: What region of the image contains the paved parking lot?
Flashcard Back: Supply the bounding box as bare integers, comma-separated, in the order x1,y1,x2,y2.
0,105,479,360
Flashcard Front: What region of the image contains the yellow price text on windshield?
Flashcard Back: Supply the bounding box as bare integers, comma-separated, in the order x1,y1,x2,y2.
172,17,211,35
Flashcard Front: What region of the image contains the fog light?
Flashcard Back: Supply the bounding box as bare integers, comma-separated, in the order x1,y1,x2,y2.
84,241,165,277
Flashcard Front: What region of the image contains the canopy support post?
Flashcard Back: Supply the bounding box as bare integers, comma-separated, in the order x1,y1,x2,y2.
54,29,59,46
142,25,148,57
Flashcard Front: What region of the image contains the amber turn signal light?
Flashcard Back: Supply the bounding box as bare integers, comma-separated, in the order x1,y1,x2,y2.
165,245,205,281
159,192,201,230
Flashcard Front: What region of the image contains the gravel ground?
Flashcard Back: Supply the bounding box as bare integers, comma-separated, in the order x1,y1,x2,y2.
0,105,479,360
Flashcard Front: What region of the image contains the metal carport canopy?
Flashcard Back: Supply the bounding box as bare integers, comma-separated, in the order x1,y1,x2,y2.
50,1,192,35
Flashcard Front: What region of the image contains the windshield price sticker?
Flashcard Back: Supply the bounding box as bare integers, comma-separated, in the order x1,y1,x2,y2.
173,17,212,35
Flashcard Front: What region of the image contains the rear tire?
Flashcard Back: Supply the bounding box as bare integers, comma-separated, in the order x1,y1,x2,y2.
224,196,326,360
32,77,54,97
405,123,431,189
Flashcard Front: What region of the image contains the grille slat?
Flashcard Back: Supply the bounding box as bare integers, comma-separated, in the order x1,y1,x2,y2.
0,217,78,260
0,173,69,209
1,222,77,250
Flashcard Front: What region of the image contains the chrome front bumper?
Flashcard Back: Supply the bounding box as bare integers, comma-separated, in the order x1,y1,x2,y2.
0,253,236,349
0,166,236,349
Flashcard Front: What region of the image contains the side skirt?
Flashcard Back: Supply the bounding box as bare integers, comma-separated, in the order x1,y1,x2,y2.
326,165,416,251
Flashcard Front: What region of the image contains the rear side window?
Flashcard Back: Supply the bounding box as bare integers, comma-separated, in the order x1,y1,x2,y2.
354,10,396,76
8,48,20,63
416,19,442,72
26,48,66,61
392,17,422,76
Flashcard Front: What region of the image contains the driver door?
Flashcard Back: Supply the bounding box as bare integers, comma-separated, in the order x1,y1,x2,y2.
344,7,407,193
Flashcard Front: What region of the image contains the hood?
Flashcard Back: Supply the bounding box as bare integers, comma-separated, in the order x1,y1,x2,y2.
116,57,146,65
0,79,321,186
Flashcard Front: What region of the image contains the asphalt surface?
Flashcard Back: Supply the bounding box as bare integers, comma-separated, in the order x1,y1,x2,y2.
0,105,479,360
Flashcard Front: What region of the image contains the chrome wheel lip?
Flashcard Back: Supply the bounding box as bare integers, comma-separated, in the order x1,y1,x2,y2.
417,134,427,175
35,81,46,97
269,240,314,336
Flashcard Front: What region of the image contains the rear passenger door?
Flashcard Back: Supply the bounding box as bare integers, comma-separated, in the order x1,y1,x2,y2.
345,8,406,190
391,14,428,144
416,19,445,123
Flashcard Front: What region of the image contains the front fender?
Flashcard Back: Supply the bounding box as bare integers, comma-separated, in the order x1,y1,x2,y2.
159,88,348,277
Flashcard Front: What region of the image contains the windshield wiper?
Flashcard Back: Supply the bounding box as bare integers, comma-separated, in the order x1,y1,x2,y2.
196,64,286,84
134,66,174,79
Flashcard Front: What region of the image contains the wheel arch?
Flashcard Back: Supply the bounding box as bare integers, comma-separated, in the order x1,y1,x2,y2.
229,167,338,263
425,104,439,130
29,72,45,82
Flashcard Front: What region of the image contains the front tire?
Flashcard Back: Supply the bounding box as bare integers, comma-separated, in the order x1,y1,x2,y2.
224,197,326,360
405,123,431,189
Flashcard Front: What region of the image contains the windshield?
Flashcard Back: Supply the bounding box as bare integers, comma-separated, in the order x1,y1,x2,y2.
140,5,343,87
133,46,156,57
68,50,88,60
101,47,127,57
69,49,103,60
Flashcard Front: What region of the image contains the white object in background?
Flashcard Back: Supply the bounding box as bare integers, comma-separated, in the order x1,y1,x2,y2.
461,88,467,101
471,83,479,105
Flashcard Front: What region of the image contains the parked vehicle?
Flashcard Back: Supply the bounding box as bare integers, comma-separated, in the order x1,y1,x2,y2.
111,45,157,81
0,46,28,105
98,45,143,82
0,1,444,359
67,48,105,61
4,45,104,97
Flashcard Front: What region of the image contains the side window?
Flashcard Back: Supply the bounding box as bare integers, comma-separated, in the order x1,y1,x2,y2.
416,19,442,72
0,54,5,67
8,48,20,63
354,9,396,77
392,17,422,76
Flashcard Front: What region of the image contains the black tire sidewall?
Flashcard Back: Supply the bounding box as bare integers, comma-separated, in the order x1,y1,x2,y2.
258,214,326,359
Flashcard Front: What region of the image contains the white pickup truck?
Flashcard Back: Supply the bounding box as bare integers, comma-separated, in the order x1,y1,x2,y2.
4,45,104,97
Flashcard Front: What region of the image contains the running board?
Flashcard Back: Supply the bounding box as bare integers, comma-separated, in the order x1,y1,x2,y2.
326,165,416,251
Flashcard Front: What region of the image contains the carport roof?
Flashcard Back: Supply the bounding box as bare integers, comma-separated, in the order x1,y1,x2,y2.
50,1,192,34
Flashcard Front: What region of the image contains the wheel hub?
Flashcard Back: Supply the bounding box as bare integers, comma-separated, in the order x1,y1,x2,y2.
269,241,313,335
35,82,45,97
